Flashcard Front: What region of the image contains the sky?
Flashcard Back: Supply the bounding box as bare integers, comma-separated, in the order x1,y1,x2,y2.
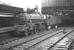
0,0,42,11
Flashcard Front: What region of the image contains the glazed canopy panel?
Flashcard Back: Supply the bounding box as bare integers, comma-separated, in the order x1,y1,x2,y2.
42,0,74,14
42,0,70,7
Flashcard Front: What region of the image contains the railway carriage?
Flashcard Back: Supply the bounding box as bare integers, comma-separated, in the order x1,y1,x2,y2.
0,4,25,36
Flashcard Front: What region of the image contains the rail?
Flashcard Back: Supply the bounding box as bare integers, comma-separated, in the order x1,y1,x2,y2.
0,29,62,50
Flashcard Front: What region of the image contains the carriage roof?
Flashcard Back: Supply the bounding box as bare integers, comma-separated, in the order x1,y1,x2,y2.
0,4,24,13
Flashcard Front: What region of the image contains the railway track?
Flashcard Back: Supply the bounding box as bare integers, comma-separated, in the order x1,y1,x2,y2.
0,28,73,50
10,30,63,50
0,29,60,50
0,29,57,45
68,35,74,50
8,30,66,50
24,29,73,50
49,30,74,50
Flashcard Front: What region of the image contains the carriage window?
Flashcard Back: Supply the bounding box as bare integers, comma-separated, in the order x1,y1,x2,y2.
0,14,14,17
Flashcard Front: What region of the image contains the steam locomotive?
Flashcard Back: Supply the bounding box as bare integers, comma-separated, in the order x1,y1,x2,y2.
0,4,60,36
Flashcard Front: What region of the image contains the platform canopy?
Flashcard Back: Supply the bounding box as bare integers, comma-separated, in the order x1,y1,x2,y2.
42,6,74,14
42,0,74,14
